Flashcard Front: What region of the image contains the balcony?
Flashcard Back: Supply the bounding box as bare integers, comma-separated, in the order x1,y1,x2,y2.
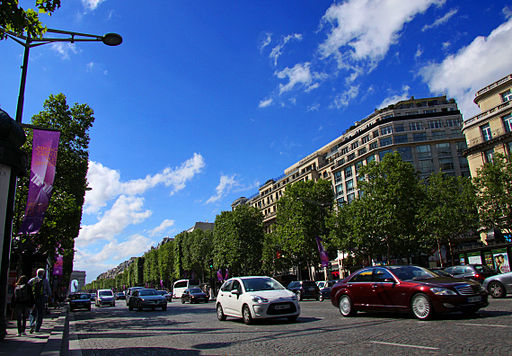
463,100,512,128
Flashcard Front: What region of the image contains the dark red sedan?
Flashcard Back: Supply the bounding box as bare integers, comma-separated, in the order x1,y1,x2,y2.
331,265,488,320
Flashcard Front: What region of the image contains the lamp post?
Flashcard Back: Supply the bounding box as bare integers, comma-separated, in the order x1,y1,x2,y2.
0,27,122,339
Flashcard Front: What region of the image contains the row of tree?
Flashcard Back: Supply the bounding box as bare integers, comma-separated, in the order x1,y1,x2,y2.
86,151,512,291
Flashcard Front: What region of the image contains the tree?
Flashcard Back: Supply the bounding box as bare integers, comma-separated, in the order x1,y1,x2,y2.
417,172,479,266
1,1,61,39
213,205,264,277
345,152,423,263
12,93,94,282
272,179,334,279
473,153,512,236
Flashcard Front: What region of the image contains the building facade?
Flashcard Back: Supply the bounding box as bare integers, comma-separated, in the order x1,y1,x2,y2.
236,96,469,232
462,73,512,177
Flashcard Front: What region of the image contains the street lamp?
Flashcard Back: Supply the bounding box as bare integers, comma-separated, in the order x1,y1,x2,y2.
0,27,122,340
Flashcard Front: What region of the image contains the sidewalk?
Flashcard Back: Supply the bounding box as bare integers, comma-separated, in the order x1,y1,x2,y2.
0,306,67,356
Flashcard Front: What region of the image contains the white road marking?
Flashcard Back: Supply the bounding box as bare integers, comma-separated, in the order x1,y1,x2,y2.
370,341,439,350
459,323,511,328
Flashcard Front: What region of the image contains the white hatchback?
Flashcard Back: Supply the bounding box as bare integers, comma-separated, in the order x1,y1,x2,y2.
216,276,300,324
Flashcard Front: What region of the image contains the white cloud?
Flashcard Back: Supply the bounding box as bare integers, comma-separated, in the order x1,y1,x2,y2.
378,85,411,109
276,62,323,94
422,8,458,32
86,62,94,71
504,6,512,19
259,98,273,108
206,174,238,204
259,32,272,52
420,17,512,118
51,43,77,60
319,0,444,65
82,0,105,10
84,153,205,214
415,46,423,59
332,85,360,109
149,219,175,237
269,33,303,66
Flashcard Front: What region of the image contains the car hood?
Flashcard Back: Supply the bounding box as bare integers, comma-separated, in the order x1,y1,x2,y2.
407,277,479,288
483,271,512,283
245,289,296,301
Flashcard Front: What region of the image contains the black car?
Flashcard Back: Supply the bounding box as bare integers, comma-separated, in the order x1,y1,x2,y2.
115,292,126,300
443,264,496,283
128,288,167,311
318,280,337,301
126,286,144,305
69,293,92,311
287,280,320,301
181,287,208,304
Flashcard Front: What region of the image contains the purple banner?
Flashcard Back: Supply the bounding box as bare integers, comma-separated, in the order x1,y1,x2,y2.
315,236,330,268
53,255,64,276
19,129,60,235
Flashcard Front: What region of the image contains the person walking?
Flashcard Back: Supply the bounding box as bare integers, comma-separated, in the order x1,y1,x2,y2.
12,275,33,336
28,268,51,333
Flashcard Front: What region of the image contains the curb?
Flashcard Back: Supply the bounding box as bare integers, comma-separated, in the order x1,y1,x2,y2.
40,309,67,356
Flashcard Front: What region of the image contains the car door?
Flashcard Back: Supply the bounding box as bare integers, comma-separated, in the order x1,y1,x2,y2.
347,268,374,309
224,280,243,316
371,268,407,309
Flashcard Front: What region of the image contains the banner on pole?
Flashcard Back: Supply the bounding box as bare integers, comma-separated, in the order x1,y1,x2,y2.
19,129,60,235
315,236,330,268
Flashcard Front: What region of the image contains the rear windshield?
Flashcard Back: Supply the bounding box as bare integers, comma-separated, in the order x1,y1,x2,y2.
302,281,317,287
70,294,90,300
99,291,113,296
139,289,158,296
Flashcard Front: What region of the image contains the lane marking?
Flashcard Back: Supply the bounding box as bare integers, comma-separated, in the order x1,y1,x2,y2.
370,341,439,350
459,323,511,328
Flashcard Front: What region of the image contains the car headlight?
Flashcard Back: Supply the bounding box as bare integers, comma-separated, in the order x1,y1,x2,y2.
251,296,269,303
290,294,298,301
430,287,457,296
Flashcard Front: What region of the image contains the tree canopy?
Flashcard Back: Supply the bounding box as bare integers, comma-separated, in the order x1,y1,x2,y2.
1,1,61,39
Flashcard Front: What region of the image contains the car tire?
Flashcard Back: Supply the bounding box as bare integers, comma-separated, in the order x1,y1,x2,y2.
338,295,356,317
411,293,434,320
162,305,167,311
242,305,253,325
298,292,303,301
488,281,506,298
316,295,320,301
287,315,298,322
216,304,226,321
181,298,185,304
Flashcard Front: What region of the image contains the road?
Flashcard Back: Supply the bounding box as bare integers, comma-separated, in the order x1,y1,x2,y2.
65,297,512,355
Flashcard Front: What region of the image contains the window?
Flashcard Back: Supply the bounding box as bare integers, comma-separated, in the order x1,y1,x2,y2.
344,166,353,179
380,137,392,147
439,158,454,171
341,147,349,154
381,125,393,135
373,130,379,138
355,160,364,173
369,141,378,150
396,146,413,161
484,149,494,163
413,133,427,142
409,122,422,131
431,131,445,139
507,141,512,156
459,156,469,169
456,141,467,152
358,147,367,156
503,113,512,133
395,123,405,132
347,153,356,161
428,120,442,129
362,135,370,144
436,142,451,156
335,184,344,197
418,160,433,173
379,149,392,160
366,154,375,163
446,118,461,127
351,141,359,150
351,270,372,282
394,134,408,144
481,123,492,141
334,171,342,183
501,89,512,102
416,145,431,159
346,179,354,192
374,268,394,282
347,193,355,203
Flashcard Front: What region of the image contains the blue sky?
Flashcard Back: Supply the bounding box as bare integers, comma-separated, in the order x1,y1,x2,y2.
2,1,512,282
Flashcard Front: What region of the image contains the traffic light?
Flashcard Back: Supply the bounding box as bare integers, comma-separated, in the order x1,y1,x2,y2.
208,259,213,269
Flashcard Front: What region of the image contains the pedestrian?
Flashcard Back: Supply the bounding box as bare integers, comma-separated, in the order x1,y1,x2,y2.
28,268,52,333
12,275,33,336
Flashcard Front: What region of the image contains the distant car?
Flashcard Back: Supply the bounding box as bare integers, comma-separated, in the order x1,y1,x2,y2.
181,287,208,304
482,271,512,298
331,265,488,320
126,287,144,305
69,293,92,312
128,288,167,311
318,280,337,301
429,268,453,278
115,291,126,300
287,280,320,301
216,276,300,324
96,289,115,307
89,293,96,303
443,264,496,283
156,290,172,302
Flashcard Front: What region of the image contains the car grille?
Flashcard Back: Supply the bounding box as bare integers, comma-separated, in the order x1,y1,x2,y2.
267,302,297,315
455,285,478,295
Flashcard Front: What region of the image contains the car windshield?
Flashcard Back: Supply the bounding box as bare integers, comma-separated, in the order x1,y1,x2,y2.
71,294,90,300
139,289,157,296
242,277,284,292
99,291,112,296
189,288,202,293
302,281,316,287
388,266,437,281
156,290,165,295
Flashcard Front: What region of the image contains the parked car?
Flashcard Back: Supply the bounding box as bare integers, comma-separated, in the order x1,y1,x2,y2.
482,271,512,298
115,291,126,300
318,280,337,301
96,289,115,307
126,286,144,305
443,264,496,283
331,265,488,320
127,288,167,311
216,276,300,324
181,287,208,304
156,290,172,302
69,293,92,311
287,280,320,301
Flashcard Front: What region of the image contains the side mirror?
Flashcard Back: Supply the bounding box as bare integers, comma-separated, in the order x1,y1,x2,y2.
231,289,241,295
383,278,395,283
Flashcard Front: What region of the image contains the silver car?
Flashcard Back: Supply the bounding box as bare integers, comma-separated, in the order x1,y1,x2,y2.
482,272,512,298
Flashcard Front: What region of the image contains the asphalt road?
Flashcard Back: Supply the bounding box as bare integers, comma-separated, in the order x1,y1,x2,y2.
65,297,512,355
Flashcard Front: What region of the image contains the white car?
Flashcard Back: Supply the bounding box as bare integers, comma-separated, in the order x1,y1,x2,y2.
216,276,300,324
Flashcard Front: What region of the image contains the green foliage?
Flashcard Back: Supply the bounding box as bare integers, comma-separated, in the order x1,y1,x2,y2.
473,153,512,235
1,1,61,39
272,179,334,272
213,205,264,276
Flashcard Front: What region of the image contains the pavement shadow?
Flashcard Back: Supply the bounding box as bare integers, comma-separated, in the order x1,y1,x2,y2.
76,346,200,355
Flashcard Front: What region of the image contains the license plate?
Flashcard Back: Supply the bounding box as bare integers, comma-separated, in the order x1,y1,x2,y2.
274,304,290,310
468,296,481,303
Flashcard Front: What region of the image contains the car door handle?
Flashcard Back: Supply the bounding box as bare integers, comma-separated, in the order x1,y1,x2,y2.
372,284,378,289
